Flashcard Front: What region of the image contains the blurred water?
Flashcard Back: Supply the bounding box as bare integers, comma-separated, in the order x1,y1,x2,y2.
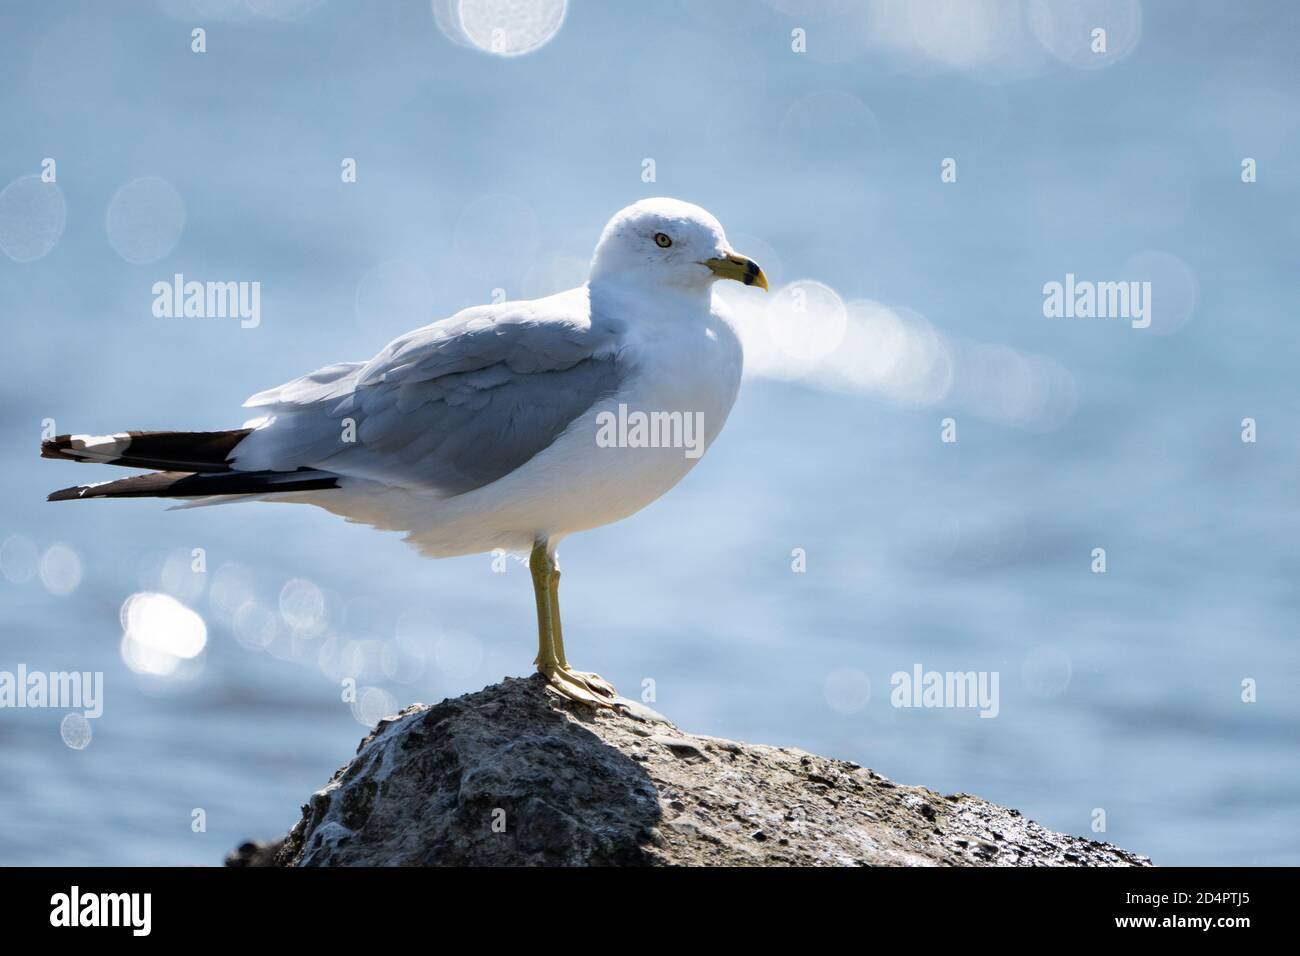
2,0,1298,866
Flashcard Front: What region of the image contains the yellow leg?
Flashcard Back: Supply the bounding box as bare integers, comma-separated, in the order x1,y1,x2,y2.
530,541,618,707
547,561,617,698
544,556,569,668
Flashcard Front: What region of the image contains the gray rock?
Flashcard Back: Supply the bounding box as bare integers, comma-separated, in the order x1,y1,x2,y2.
234,676,1153,867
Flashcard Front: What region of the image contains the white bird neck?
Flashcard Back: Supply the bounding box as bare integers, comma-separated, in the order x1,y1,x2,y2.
587,276,714,329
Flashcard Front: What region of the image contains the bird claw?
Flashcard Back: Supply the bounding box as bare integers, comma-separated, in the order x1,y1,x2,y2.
539,662,621,710
569,669,617,698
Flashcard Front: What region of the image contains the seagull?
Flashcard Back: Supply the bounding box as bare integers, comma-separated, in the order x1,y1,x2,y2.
42,198,768,708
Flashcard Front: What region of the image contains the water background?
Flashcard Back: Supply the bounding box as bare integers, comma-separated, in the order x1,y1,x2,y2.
2,0,1298,865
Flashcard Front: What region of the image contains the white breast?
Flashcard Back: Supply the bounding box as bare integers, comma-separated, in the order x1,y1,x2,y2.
371,296,744,558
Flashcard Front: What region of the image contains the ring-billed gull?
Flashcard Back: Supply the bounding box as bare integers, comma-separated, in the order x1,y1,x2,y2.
42,197,769,708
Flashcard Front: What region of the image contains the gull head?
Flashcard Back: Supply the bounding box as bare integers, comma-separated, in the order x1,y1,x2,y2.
588,198,768,294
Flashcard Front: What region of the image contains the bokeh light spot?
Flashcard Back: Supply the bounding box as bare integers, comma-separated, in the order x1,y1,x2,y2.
233,600,280,650
442,0,568,57
39,543,82,596
279,577,326,636
352,685,398,727
1027,0,1142,70
60,713,93,750
0,175,67,263
105,176,185,264
120,592,208,677
823,667,872,714
765,279,849,365
1123,249,1198,337
0,534,39,584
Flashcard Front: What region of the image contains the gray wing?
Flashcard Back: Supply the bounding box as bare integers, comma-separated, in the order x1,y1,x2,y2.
232,288,628,496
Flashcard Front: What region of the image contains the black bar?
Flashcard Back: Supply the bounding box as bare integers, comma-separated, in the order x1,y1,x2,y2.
0,866,1275,940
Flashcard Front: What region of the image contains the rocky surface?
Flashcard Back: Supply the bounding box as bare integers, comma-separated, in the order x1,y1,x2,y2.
228,676,1152,867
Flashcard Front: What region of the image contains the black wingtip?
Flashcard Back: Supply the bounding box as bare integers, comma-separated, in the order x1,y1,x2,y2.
47,484,91,502
46,468,339,502
41,435,74,461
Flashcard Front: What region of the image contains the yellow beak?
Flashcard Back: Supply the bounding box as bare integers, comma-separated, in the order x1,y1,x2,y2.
703,251,769,291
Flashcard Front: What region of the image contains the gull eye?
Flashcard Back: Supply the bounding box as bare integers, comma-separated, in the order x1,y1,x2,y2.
654,232,672,248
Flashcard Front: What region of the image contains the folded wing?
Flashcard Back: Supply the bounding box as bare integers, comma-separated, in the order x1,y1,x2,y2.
232,288,629,497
